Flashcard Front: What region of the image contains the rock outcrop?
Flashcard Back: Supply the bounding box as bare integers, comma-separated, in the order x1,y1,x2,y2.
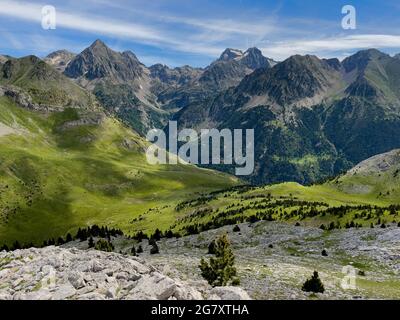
0,247,251,300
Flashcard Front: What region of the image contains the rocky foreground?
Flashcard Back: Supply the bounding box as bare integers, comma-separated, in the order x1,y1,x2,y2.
0,247,250,300
144,222,400,300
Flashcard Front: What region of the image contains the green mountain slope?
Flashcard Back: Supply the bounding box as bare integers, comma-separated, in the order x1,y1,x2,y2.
1,55,96,110
165,150,400,235
0,96,238,246
0,52,239,250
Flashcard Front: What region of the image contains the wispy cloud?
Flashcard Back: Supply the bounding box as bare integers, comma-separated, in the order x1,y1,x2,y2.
1,0,400,65
261,34,400,60
0,1,221,56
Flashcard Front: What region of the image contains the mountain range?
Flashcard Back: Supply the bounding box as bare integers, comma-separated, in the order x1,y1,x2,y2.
173,49,400,184
4,40,400,186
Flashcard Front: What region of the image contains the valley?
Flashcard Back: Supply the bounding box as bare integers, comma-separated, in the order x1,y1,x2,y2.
0,95,237,246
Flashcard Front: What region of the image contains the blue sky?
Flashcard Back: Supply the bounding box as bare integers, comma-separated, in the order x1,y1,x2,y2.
1,0,400,67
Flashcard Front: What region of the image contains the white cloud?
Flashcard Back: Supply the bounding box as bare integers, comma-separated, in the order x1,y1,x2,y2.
0,0,223,56
261,34,400,61
1,0,400,63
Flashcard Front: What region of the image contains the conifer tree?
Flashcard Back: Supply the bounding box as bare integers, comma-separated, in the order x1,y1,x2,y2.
66,233,73,243
302,271,325,293
150,243,159,254
199,234,239,287
88,236,94,248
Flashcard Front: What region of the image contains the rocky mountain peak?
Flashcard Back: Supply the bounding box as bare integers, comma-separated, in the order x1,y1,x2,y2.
241,47,276,69
218,48,244,62
90,39,108,50
46,49,75,59
237,53,340,106
0,55,11,65
44,50,76,72
342,48,389,73
64,39,144,82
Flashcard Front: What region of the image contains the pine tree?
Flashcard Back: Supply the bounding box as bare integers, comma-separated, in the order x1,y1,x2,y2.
137,245,143,254
131,245,136,256
12,241,21,250
153,229,162,241
199,234,239,287
150,243,159,254
302,271,325,293
88,237,94,248
66,233,73,243
208,240,216,254
57,237,65,246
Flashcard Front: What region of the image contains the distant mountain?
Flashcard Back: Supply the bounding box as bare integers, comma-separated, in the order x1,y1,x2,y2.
149,64,203,87
61,41,276,134
217,47,277,69
155,47,276,110
0,55,96,111
199,47,276,90
44,50,76,72
149,64,203,110
64,40,144,84
64,40,167,135
174,49,400,184
0,55,10,65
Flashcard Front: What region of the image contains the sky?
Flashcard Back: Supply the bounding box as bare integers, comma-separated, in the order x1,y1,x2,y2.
0,0,400,67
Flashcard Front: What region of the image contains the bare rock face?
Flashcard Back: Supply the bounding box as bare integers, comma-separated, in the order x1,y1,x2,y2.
44,50,76,73
0,247,251,300
346,149,400,175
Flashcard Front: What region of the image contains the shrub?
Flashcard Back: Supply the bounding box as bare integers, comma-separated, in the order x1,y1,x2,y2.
199,234,239,287
302,271,325,293
321,249,328,257
131,245,136,256
208,240,216,254
233,225,241,232
137,245,143,254
94,239,114,252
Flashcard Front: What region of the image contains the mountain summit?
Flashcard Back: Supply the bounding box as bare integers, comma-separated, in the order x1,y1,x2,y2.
44,50,76,72
218,48,245,61
64,40,144,82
